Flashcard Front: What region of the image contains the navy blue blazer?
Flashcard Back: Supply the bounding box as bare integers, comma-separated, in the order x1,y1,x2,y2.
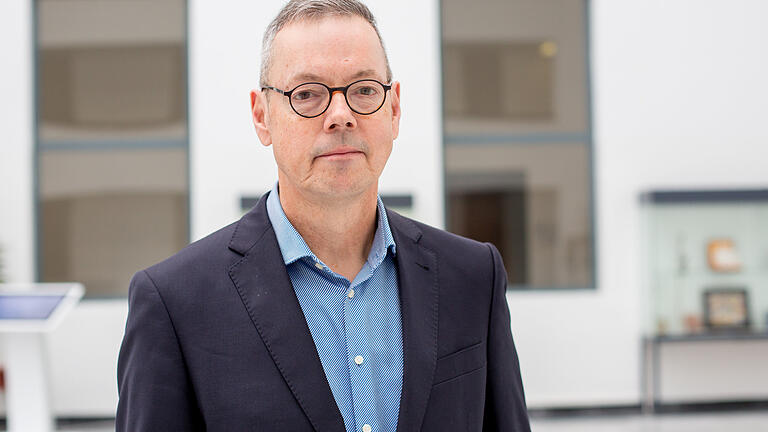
116,192,530,431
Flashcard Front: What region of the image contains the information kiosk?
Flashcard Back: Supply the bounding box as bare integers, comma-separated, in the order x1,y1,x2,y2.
0,283,84,432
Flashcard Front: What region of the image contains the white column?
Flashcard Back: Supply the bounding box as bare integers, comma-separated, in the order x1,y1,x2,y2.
0,0,35,283
3,333,54,432
0,0,46,426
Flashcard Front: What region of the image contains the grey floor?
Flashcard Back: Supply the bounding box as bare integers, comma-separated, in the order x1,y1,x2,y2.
16,411,767,431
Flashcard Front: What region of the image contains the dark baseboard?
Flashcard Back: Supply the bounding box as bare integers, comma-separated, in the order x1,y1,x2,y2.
529,404,641,418
56,417,115,423
653,400,768,414
0,417,115,428
530,400,768,419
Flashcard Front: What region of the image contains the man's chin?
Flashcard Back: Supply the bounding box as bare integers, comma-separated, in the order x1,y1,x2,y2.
309,179,376,202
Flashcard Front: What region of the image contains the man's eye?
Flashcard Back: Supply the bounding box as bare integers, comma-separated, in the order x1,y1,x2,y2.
293,91,318,101
293,92,312,100
355,86,378,96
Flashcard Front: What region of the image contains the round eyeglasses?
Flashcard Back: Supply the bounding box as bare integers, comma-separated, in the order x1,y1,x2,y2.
262,79,392,118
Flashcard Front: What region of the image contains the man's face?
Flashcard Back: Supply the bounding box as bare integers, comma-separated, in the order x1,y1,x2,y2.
251,16,401,201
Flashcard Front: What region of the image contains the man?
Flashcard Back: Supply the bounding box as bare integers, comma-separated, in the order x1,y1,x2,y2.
116,0,530,431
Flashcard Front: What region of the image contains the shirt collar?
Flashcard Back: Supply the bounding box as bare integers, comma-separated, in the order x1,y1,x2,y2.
266,182,396,267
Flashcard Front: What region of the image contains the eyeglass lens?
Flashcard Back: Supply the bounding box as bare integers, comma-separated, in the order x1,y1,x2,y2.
290,80,386,117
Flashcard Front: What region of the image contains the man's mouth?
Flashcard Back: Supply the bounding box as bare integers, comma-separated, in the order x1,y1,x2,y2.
317,147,364,158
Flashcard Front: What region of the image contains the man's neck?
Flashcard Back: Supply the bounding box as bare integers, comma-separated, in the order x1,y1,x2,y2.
278,182,379,282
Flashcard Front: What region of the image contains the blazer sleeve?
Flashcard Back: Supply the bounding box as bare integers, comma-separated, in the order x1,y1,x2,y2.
116,270,204,431
483,243,531,432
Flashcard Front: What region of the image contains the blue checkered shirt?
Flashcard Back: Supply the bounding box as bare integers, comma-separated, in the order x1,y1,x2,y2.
266,183,403,432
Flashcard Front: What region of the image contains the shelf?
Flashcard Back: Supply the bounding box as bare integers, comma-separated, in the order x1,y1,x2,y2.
650,331,768,343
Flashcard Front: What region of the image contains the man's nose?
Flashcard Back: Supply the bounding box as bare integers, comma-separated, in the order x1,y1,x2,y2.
323,90,357,131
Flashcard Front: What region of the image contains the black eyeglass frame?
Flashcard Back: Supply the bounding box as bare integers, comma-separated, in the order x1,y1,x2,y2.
262,79,393,118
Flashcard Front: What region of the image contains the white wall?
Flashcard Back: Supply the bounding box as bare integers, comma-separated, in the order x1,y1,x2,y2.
47,300,127,415
508,0,768,408
189,0,444,240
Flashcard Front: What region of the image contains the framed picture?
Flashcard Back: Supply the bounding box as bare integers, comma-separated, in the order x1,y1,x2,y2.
706,239,742,273
703,287,750,331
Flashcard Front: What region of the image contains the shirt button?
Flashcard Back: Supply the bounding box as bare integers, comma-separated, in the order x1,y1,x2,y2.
362,424,372,432
347,289,355,299
354,355,364,365
314,262,323,270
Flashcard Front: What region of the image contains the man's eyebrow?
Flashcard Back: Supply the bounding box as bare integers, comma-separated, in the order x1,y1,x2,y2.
287,69,385,86
348,69,382,81
289,72,324,84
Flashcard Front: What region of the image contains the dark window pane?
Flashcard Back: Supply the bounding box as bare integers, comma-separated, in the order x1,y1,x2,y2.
444,43,554,120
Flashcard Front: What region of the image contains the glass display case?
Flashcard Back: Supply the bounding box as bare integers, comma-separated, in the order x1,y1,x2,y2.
642,190,768,337
641,190,768,410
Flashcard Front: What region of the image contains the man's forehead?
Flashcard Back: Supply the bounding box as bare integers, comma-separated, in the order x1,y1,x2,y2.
269,15,387,85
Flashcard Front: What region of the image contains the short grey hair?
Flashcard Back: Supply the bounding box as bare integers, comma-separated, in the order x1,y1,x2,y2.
260,0,392,87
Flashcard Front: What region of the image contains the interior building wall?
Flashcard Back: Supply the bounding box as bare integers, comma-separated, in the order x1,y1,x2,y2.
1,0,767,417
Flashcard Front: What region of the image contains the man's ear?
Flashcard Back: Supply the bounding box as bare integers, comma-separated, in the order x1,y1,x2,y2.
250,90,272,147
390,81,401,141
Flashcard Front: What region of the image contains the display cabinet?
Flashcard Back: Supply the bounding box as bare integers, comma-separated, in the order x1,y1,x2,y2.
641,189,768,409
642,190,768,336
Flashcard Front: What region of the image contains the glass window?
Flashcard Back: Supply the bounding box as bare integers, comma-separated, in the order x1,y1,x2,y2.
442,0,594,289
36,0,189,297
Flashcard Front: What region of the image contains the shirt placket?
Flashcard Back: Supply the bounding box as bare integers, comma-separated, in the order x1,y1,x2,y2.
344,268,379,432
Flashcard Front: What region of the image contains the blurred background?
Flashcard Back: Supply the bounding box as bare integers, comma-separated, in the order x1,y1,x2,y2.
1,0,767,430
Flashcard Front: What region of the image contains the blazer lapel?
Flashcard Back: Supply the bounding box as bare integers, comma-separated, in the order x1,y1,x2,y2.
227,195,345,432
388,211,440,432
